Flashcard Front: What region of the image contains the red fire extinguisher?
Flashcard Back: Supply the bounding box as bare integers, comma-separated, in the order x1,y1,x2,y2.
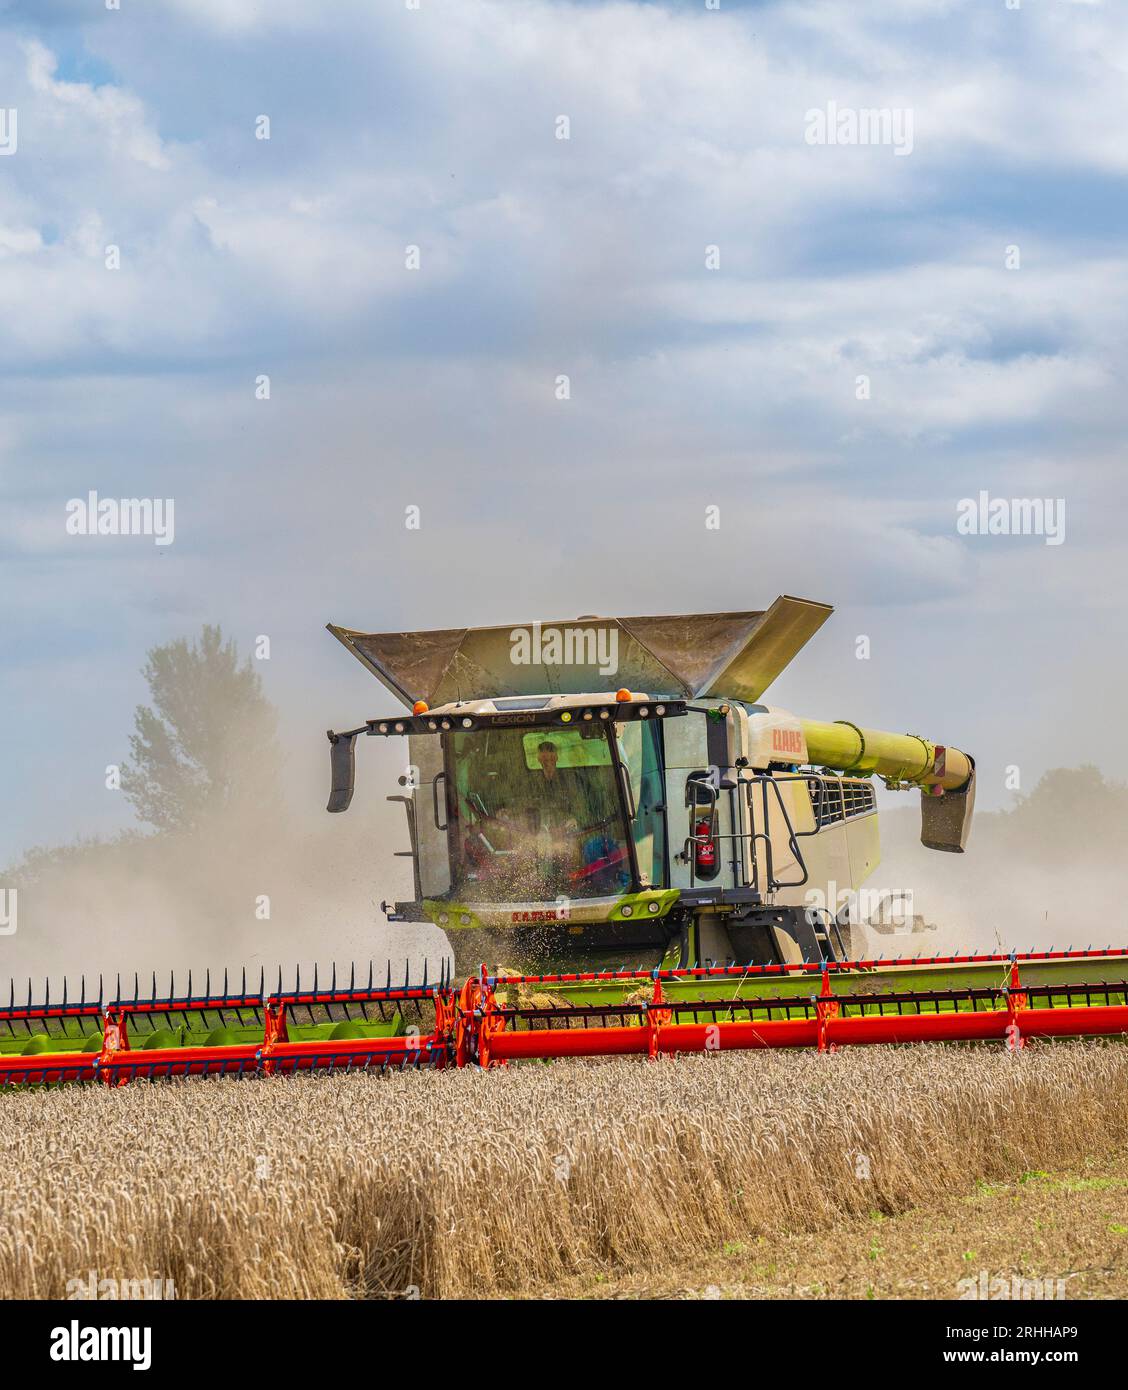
694,817,717,875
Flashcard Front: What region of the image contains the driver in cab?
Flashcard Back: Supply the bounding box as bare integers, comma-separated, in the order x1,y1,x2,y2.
535,741,580,833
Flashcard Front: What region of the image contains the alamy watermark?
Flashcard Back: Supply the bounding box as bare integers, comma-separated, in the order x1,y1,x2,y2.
804,882,916,933
50,1322,152,1370
956,492,1065,546
805,101,913,156
510,622,618,677
957,1270,1065,1301
66,1271,176,1300
0,888,16,936
65,492,175,546
0,108,16,156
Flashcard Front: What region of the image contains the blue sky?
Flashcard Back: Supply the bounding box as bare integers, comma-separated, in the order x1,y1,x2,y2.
1,0,1127,869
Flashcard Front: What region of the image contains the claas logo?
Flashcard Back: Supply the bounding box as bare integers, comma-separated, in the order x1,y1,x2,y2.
771,728,804,756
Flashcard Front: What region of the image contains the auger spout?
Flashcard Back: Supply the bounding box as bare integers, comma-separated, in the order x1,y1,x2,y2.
800,719,972,791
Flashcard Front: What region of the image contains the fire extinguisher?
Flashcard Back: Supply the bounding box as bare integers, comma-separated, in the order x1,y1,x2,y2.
694,817,717,875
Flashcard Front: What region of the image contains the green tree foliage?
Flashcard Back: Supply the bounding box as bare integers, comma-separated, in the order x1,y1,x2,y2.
122,626,280,833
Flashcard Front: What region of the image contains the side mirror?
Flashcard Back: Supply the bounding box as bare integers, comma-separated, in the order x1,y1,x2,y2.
326,730,358,813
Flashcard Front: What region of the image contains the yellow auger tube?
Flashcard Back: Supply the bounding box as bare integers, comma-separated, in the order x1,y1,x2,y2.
800,719,972,791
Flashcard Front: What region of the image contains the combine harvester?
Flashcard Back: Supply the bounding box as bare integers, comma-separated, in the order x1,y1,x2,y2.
3,596,1127,1085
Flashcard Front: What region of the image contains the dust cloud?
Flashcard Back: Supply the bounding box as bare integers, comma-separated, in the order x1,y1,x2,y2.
0,737,450,1001
871,766,1126,956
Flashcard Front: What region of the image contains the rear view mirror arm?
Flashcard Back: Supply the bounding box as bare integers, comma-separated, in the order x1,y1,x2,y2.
326,718,407,813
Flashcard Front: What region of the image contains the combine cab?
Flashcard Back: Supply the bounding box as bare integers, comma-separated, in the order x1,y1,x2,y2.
5,595,1127,1086
326,596,977,976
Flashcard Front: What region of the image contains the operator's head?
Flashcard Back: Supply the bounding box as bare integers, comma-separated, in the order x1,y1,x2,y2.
537,741,559,776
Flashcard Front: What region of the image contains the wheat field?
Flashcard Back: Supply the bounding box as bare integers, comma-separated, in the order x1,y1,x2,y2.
2,1044,1126,1299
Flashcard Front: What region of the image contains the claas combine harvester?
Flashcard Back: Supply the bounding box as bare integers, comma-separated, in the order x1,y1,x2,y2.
4,596,1128,1085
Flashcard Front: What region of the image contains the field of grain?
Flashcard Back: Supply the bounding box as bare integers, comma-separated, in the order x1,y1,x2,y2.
2,1044,1127,1299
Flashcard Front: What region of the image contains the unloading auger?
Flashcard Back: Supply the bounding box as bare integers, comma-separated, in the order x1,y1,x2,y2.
5,595,1128,1087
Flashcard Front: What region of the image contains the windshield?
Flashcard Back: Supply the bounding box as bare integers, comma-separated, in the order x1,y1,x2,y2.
443,725,632,902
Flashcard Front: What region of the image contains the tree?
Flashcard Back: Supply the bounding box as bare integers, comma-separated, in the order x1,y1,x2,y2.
122,626,281,833
994,765,1128,861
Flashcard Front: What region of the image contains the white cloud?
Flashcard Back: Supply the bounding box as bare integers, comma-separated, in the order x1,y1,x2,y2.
0,224,42,255
23,38,171,172
1,0,1128,863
